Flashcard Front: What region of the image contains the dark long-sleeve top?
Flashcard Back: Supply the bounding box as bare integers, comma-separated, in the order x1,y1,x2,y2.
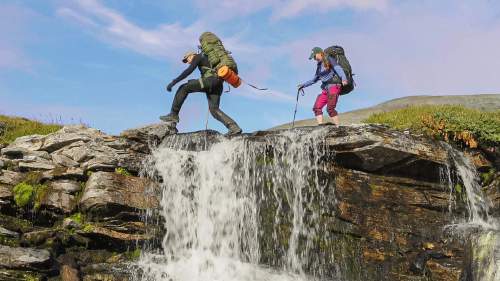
171,54,212,85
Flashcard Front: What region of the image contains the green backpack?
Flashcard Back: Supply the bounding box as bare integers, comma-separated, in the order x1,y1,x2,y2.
324,45,355,95
199,32,238,74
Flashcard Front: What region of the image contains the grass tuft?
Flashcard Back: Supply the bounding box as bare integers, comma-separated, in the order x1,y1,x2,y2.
0,115,62,145
364,105,500,147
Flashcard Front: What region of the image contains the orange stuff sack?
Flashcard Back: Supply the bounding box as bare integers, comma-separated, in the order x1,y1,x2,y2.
218,66,241,88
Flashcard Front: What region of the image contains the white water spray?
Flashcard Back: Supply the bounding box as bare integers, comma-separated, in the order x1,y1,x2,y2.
136,128,333,281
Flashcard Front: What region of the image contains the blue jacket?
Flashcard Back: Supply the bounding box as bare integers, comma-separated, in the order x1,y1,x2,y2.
301,56,347,89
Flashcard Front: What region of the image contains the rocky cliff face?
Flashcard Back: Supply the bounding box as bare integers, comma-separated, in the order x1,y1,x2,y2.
0,124,497,281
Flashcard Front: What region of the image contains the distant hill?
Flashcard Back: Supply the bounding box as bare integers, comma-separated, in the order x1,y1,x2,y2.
271,94,500,130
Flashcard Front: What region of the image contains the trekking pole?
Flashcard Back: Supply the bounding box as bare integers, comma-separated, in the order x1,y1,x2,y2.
205,107,209,131
292,88,305,129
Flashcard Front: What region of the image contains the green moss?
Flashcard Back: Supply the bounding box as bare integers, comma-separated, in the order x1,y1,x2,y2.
0,115,62,145
364,105,500,147
82,223,94,233
481,168,496,186
12,182,35,207
0,235,20,247
24,274,42,281
12,182,49,209
125,248,141,260
115,167,132,177
68,213,84,224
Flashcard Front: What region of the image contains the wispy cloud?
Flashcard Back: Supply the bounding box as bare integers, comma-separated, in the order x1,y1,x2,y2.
193,0,388,21
272,0,389,20
279,0,500,100
57,0,260,62
57,0,203,61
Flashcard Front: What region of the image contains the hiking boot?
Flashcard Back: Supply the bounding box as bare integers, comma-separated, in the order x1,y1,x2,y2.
160,113,179,123
225,124,242,136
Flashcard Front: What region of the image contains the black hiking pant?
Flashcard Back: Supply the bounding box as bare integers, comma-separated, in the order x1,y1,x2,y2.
170,77,239,129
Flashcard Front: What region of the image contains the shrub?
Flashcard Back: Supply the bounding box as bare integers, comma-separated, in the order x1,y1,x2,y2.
0,115,61,145
364,105,500,148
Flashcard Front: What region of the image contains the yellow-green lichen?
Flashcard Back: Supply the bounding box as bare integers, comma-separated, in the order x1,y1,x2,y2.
115,167,132,176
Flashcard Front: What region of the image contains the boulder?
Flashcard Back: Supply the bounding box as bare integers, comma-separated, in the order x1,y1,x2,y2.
121,123,177,145
18,158,56,171
50,180,82,194
1,147,50,160
42,167,85,181
324,125,448,182
80,172,159,218
0,170,23,186
1,135,45,156
0,245,51,270
51,153,80,168
57,141,93,163
77,224,152,250
40,125,103,153
0,226,18,238
38,180,81,214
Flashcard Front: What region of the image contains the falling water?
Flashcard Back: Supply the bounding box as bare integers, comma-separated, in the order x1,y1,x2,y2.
442,142,498,230
135,128,336,281
443,143,499,281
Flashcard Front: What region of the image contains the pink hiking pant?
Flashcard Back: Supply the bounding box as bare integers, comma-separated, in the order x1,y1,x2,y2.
313,84,341,117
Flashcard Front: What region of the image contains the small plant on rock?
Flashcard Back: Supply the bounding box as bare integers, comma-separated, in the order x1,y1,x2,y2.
115,167,132,177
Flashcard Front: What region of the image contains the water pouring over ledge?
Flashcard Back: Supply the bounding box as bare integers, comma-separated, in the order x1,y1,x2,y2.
131,125,499,281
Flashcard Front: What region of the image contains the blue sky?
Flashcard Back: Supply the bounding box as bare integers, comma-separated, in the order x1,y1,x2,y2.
1,0,499,134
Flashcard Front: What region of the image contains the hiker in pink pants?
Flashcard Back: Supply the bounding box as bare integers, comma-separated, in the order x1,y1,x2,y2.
298,47,348,125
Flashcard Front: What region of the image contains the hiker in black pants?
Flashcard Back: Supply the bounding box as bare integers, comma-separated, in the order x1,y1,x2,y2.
161,51,242,136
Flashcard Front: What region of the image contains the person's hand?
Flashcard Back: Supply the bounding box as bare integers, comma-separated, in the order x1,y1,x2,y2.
166,82,175,92
297,84,304,90
342,80,349,86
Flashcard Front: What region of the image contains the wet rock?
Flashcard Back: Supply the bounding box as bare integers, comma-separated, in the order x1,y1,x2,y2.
21,229,56,246
0,226,18,238
0,245,51,270
324,125,448,182
0,269,46,281
121,123,177,145
80,172,159,218
462,231,500,281
59,255,80,281
77,224,152,250
0,214,35,233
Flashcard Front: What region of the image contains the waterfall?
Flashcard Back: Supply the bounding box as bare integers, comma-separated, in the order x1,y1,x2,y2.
135,128,335,281
442,142,498,230
443,143,499,281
